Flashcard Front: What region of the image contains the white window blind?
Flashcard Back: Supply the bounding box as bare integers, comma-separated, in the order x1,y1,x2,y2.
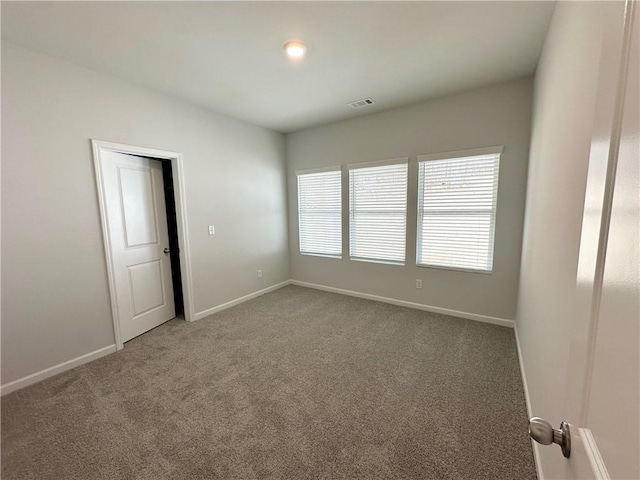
297,168,342,257
349,161,408,264
417,151,500,272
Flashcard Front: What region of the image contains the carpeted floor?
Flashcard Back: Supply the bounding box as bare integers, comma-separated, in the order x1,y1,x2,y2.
1,285,536,479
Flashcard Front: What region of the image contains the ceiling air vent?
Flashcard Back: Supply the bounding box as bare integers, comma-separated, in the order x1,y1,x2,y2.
348,98,375,109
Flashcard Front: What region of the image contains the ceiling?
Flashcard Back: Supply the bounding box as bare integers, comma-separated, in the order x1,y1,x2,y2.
2,1,555,134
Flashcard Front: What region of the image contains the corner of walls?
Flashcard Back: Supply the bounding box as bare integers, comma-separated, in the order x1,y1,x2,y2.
281,133,293,282
285,78,534,321
291,279,515,328
193,280,291,321
2,43,291,388
1,345,117,396
514,2,608,479
514,323,544,479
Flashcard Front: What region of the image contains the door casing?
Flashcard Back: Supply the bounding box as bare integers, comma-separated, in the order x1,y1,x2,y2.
92,139,195,350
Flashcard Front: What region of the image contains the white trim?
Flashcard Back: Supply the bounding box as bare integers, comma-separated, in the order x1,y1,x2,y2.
514,326,533,418
92,141,123,348
1,345,117,396
350,256,404,267
416,262,493,275
295,165,341,175
1,282,513,396
417,145,503,163
300,252,342,260
193,281,291,321
0,281,290,395
290,280,514,328
347,156,409,170
171,152,196,324
91,140,196,350
580,428,611,480
515,324,544,480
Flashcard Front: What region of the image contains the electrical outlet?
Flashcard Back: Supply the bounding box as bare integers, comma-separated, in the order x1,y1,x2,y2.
257,269,263,279
416,279,423,289
208,225,215,235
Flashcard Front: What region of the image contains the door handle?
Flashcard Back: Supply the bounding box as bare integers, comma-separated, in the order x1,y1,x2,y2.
163,247,170,255
529,417,571,458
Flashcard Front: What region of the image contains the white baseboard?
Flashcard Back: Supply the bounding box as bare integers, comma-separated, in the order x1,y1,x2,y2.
514,325,533,419
0,280,292,395
580,428,610,480
514,324,544,480
290,280,515,328
1,344,117,396
193,280,291,321
0,280,511,397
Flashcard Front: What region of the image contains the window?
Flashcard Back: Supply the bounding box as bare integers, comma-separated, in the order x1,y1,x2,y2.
297,168,342,257
417,148,501,272
349,160,408,264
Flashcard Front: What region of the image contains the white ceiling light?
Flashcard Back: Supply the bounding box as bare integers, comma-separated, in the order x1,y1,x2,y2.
283,41,306,59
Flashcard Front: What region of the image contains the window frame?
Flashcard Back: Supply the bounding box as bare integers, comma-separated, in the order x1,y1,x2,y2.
348,157,409,266
415,146,503,274
296,165,343,259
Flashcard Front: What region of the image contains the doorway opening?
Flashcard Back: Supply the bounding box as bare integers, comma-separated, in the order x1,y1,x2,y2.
92,140,195,350
161,160,184,317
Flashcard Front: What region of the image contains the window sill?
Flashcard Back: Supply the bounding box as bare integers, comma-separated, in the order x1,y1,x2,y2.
300,252,342,260
350,256,405,267
416,263,493,275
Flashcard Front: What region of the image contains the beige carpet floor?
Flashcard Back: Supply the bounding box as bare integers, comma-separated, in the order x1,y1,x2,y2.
2,285,536,479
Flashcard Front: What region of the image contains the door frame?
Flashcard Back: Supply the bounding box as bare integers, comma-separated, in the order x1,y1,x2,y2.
91,139,195,350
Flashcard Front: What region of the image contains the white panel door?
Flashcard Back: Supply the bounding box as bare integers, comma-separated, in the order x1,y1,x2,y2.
583,19,639,474
536,2,639,478
575,3,639,477
102,151,175,342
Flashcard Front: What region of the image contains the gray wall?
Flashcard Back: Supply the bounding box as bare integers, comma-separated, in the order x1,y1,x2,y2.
286,78,533,320
1,43,290,384
516,3,616,478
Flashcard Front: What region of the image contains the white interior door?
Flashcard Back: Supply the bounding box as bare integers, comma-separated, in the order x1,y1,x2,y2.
536,2,639,478
580,18,639,474
573,4,639,477
101,151,176,342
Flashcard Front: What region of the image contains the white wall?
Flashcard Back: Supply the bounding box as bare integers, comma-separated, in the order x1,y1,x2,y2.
516,2,606,477
286,78,533,320
1,43,289,385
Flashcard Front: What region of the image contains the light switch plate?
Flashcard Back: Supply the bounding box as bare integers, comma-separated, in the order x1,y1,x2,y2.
208,225,215,235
